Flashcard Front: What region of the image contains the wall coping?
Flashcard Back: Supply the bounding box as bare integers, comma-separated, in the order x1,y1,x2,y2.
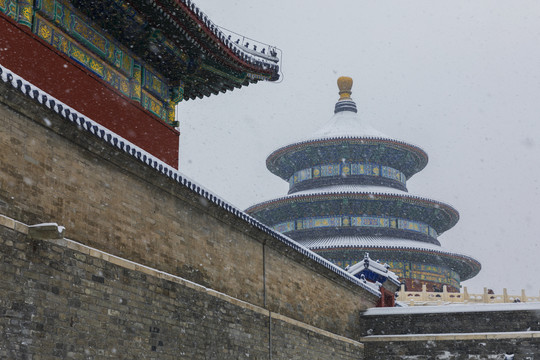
360,331,540,342
364,302,540,316
0,213,364,349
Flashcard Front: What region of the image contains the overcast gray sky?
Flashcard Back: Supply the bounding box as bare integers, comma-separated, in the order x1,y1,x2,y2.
178,1,540,295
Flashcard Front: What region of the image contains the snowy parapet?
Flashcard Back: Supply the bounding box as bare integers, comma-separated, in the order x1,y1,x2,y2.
0,63,380,299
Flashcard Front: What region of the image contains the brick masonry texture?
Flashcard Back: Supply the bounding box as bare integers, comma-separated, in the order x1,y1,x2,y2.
363,338,540,359
0,79,378,339
0,224,364,359
361,309,540,335
361,310,540,359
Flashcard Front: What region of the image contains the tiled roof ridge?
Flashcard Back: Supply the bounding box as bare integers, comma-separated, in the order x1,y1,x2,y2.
164,0,280,75
0,63,379,298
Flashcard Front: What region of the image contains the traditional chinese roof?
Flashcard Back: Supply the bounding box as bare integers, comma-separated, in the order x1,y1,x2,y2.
246,76,481,290
70,0,281,100
266,77,426,181
347,253,401,287
246,191,459,235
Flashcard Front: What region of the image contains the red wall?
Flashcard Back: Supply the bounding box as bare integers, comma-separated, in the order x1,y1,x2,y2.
0,14,179,168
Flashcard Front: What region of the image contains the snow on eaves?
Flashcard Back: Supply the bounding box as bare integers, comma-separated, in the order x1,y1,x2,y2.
0,64,380,298
291,184,410,196
299,236,478,265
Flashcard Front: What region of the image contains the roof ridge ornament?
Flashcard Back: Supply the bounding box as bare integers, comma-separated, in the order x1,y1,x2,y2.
334,76,358,113
338,76,353,100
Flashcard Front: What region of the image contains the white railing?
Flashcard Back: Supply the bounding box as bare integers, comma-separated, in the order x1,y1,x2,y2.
396,285,540,306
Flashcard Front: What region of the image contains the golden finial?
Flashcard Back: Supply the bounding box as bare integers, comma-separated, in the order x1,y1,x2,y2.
337,76,353,100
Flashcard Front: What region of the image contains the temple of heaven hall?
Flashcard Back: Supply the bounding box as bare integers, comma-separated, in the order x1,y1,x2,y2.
246,77,481,292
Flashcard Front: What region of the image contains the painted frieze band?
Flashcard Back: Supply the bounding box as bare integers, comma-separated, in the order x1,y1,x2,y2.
273,215,438,239
27,0,183,125
288,163,407,187
1,0,33,27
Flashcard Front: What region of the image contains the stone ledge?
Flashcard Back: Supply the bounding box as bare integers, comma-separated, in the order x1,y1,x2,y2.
360,331,540,342
0,214,28,234
271,312,364,347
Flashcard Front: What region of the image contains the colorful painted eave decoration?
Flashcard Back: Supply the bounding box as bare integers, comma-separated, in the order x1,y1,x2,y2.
266,137,428,180
68,0,281,100
3,0,281,128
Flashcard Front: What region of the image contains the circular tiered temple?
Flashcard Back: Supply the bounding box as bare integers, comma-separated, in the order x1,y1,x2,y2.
246,77,481,292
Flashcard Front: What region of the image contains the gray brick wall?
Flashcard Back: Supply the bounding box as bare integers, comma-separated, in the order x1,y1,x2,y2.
364,338,539,359
0,224,364,359
360,309,540,359
361,308,540,335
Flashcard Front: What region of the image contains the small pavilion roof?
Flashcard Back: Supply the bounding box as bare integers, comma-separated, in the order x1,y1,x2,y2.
347,253,401,287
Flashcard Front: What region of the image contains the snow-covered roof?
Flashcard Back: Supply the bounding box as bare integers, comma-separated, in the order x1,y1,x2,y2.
0,63,381,298
271,77,427,164
301,236,436,250
298,236,481,280
347,253,401,286
247,189,460,228
300,108,389,141
299,236,461,255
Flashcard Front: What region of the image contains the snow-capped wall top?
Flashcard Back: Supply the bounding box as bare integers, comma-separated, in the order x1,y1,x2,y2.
0,63,380,299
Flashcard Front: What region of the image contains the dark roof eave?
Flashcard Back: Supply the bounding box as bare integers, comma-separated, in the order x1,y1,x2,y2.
266,136,428,180
246,191,460,231
137,0,279,80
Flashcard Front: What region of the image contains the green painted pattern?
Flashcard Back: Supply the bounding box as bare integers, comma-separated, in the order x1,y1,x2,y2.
34,15,132,98
17,0,33,27
201,62,247,84
141,90,166,120
11,0,188,126
0,0,33,27
35,0,134,77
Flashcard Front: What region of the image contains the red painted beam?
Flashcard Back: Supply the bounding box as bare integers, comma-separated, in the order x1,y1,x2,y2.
0,14,179,168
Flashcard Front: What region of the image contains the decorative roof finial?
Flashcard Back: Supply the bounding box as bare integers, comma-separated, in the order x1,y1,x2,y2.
337,76,353,100
334,76,357,113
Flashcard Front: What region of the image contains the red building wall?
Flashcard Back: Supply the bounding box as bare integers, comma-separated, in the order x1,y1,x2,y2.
0,14,179,167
